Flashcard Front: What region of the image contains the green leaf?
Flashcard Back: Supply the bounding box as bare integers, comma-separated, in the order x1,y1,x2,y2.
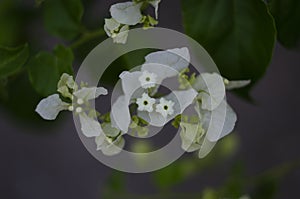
28,45,74,97
181,0,276,93
102,171,125,199
269,0,300,49
43,0,84,40
0,0,26,46
153,158,198,190
0,44,29,78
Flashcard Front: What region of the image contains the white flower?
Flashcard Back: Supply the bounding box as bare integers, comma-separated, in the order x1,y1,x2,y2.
138,89,198,127
36,73,108,138
156,98,175,118
110,2,143,26
111,48,196,131
138,70,157,89
104,18,129,44
136,93,156,112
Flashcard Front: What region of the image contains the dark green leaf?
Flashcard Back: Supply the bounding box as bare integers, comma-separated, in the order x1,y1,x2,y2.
181,0,276,94
43,0,84,40
0,0,26,46
27,45,74,96
269,0,300,49
0,44,29,78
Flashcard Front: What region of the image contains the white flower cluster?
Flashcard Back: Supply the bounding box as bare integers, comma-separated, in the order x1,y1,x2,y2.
36,47,250,157
110,47,250,157
104,0,161,44
35,73,124,156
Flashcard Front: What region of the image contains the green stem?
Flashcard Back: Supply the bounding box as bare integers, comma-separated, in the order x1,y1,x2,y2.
70,29,105,50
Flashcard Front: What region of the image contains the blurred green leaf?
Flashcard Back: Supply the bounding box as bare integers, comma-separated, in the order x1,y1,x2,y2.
251,160,300,199
0,0,25,46
202,188,219,199
269,0,300,49
181,0,276,97
251,176,278,199
153,135,238,190
102,171,125,199
28,45,74,97
220,161,245,198
153,158,198,189
0,44,29,78
43,0,84,40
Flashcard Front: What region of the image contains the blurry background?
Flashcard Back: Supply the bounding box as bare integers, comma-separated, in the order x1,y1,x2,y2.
0,0,299,198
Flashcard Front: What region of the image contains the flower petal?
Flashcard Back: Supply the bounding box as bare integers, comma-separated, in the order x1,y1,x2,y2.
35,94,68,120
113,25,129,44
193,73,225,111
104,18,120,37
199,100,237,142
180,122,204,152
102,123,121,137
110,2,142,25
198,138,216,158
73,87,108,101
144,47,190,77
110,95,131,133
98,136,125,156
168,89,198,114
119,71,143,97
79,112,103,137
225,80,251,90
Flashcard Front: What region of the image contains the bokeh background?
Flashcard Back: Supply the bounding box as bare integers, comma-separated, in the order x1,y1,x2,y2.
1,0,299,198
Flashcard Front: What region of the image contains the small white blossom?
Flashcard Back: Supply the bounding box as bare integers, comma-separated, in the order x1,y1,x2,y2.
139,89,198,127
156,98,175,118
76,107,83,113
136,93,156,112
138,70,157,89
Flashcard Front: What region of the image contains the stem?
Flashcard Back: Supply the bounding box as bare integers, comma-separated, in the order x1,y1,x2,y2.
70,29,105,50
